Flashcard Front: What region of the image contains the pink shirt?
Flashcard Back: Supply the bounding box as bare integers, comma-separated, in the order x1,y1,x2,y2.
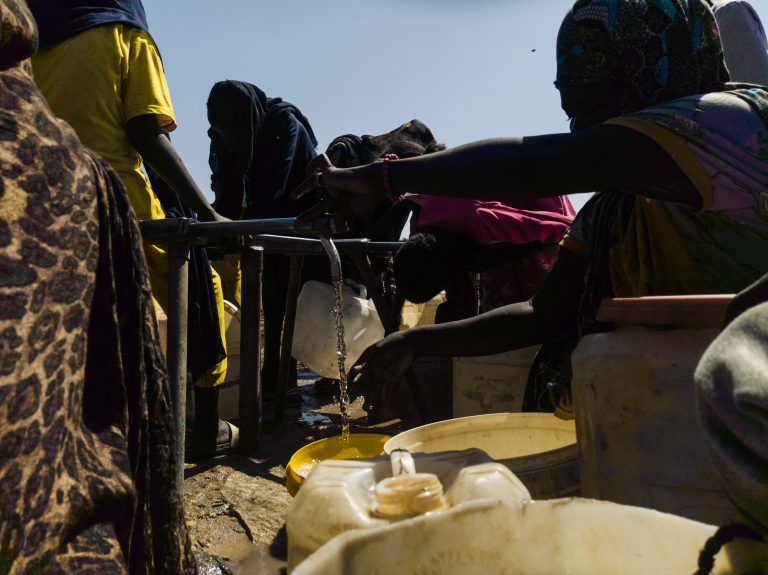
408,195,576,245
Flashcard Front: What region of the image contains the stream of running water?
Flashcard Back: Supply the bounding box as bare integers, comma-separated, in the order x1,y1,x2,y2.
319,237,350,450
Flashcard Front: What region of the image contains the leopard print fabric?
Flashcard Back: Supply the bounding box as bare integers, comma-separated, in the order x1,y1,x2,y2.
0,3,195,572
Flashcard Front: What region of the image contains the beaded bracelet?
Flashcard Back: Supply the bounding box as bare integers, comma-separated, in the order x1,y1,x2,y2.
381,153,402,203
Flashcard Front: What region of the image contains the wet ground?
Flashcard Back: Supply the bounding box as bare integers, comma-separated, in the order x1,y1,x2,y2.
183,369,409,575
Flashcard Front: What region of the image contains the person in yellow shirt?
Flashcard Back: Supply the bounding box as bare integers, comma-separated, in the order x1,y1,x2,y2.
29,0,236,460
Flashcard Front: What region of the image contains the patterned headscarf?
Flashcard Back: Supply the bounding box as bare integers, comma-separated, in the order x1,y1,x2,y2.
0,0,37,70
556,0,729,114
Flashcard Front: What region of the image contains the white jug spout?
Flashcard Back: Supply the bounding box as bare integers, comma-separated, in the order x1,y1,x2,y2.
390,448,416,477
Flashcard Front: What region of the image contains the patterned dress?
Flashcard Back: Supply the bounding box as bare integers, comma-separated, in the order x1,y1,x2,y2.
0,1,195,572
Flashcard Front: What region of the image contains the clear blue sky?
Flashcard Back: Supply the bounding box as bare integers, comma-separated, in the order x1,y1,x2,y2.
143,0,768,217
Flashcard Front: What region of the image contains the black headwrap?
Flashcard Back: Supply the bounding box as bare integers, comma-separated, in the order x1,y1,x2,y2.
207,80,317,178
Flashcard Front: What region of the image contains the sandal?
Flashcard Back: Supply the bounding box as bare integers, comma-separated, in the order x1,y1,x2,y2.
185,420,240,463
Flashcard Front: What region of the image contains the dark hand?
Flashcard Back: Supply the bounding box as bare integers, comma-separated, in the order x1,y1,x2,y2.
204,211,247,254
291,154,386,230
348,331,416,420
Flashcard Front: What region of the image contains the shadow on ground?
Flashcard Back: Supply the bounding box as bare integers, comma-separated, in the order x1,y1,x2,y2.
183,370,408,574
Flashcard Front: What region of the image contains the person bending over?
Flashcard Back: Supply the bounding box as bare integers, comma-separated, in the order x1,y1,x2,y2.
206,80,320,402
394,193,574,323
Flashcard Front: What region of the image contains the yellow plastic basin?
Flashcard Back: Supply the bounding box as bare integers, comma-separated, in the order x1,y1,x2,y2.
286,433,390,496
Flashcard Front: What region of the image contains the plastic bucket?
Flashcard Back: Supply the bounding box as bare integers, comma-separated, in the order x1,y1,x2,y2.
155,299,241,381
384,413,579,499
285,433,390,496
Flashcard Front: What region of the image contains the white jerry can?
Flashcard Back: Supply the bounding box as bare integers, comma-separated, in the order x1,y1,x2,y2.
285,449,531,572
291,280,385,378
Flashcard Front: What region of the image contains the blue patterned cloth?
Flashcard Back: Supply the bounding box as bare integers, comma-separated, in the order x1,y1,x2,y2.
556,0,729,113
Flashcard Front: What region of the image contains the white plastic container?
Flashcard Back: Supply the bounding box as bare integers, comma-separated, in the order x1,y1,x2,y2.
220,300,241,383
291,498,768,575
156,299,243,420
291,280,385,378
384,413,579,499
155,298,241,382
571,296,740,524
285,449,530,572
452,346,540,417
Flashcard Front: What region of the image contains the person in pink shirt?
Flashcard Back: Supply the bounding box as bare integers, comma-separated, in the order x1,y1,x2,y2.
395,195,575,322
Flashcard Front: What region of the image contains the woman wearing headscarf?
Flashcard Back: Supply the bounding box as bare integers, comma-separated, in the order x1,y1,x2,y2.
0,0,194,572
291,0,768,420
207,80,320,399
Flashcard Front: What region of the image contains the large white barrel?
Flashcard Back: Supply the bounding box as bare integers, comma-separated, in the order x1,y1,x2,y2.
291,498,768,575
571,295,740,524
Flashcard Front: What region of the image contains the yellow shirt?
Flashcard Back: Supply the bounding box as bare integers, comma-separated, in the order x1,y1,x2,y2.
32,24,175,221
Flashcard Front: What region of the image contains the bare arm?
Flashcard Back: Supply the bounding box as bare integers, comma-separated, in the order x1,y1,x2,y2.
293,124,700,223
388,126,698,204
350,249,587,392
127,114,223,222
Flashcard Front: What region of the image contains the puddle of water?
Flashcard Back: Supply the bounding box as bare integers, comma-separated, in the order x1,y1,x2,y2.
298,411,332,425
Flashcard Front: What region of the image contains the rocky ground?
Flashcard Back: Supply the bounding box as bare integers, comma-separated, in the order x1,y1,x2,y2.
183,370,409,575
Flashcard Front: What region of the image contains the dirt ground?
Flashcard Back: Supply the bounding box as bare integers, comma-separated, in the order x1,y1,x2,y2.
183,369,409,575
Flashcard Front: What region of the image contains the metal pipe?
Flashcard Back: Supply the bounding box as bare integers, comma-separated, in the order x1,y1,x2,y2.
318,237,343,281
254,234,354,254
140,218,403,256
139,215,346,242
239,246,264,454
252,236,403,259
167,240,190,496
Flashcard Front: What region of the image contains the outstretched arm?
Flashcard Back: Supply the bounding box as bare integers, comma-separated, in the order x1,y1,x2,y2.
293,124,700,224
350,249,587,393
127,114,224,222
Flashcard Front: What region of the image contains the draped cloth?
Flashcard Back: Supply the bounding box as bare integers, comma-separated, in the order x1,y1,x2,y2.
556,0,729,112
207,80,319,219
25,0,150,48
145,164,226,385
696,301,768,538
0,1,194,572
527,0,732,413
